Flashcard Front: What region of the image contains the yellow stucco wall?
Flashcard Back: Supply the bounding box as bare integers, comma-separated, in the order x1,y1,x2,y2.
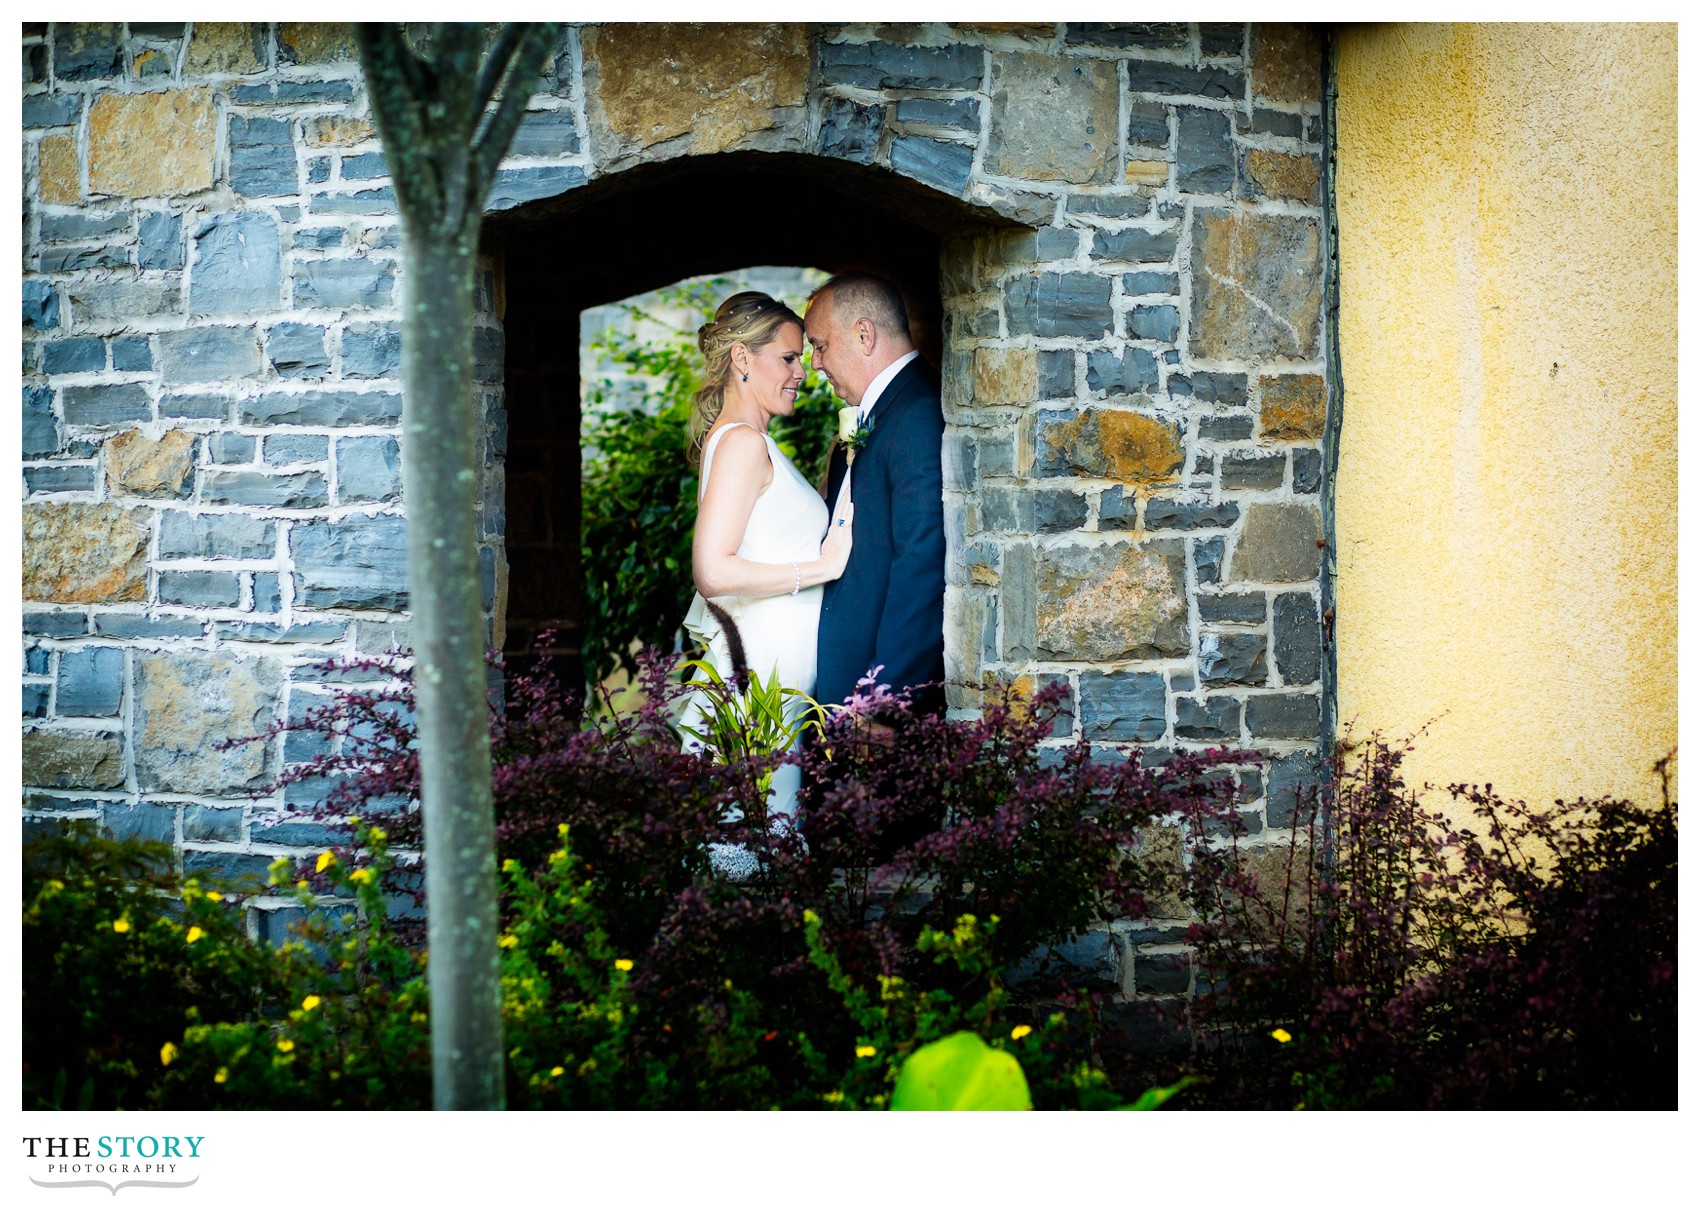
1332,24,1677,808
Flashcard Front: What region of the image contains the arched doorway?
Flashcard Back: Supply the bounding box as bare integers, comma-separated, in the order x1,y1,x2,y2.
486,150,1021,684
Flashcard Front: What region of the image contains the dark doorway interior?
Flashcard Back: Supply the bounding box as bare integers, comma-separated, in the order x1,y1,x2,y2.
491,151,1011,682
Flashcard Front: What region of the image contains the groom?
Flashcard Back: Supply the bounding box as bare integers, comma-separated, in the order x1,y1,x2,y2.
806,272,946,716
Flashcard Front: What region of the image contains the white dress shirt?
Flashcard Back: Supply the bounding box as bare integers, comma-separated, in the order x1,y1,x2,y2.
858,349,921,422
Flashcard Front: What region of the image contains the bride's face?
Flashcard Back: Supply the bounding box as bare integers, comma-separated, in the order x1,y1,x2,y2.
736,321,806,419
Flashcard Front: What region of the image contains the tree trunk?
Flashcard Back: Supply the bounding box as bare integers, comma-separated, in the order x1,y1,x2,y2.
356,21,560,1111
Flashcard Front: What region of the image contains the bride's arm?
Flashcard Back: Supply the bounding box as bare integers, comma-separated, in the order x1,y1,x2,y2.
693,427,851,598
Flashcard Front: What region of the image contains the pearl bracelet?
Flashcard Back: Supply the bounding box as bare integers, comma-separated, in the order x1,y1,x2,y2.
790,562,801,596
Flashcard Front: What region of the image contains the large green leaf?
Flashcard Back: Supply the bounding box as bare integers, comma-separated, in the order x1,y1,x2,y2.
889,1032,1032,1111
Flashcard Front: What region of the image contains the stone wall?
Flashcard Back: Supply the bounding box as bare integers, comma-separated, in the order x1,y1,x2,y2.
21,22,1332,1002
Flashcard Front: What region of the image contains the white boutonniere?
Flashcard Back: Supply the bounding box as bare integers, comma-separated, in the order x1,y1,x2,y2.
839,406,874,465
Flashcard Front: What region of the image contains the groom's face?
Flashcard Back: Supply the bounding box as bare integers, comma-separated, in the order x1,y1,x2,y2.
804,294,868,407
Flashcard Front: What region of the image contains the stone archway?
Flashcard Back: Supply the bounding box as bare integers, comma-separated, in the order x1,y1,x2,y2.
486,150,1023,679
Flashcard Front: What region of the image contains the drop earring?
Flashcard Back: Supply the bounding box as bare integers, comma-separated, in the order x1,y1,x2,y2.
741,370,749,381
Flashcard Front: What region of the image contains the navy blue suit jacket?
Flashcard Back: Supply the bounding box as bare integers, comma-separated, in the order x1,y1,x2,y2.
816,358,946,711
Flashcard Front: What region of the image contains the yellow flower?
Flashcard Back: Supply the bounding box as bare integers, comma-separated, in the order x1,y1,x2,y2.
159,1041,179,1066
301,995,322,1012
348,868,374,885
855,1045,877,1059
112,918,130,934
214,1067,228,1085
499,934,519,949
1010,1024,1033,1041
550,1066,565,1077
276,1039,295,1053
614,958,634,972
368,827,386,843
316,851,335,873
1271,1028,1293,1044
186,926,204,944
206,890,222,902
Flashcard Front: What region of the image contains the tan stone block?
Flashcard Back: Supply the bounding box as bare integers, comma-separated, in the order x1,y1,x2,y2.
1246,148,1321,205
184,23,266,75
23,503,150,603
1137,824,1188,919
135,652,279,795
106,428,198,498
951,23,1057,40
279,23,358,64
1125,159,1171,188
1036,539,1188,661
1042,410,1183,484
38,134,81,204
988,51,1119,184
305,115,375,148
1229,503,1323,584
132,48,168,76
587,23,809,157
1252,23,1323,105
1189,209,1322,361
972,346,1037,405
23,731,125,790
89,89,216,198
1260,374,1326,440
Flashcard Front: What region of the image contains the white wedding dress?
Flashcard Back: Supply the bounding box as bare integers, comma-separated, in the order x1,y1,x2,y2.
680,422,828,876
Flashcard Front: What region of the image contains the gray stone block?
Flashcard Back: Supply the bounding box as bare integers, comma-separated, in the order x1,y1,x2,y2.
1036,539,1189,660
1034,489,1086,532
1196,414,1255,441
55,23,124,79
1202,23,1246,56
1063,22,1188,50
1266,748,1328,828
266,322,331,377
43,338,106,374
160,394,230,420
191,212,282,315
62,383,150,426
1246,694,1320,740
895,96,978,132
1066,194,1148,219
340,151,387,180
308,187,397,216
252,572,283,612
1079,670,1165,741
890,136,974,196
26,612,88,638
1292,447,1322,493
26,647,50,676
474,327,504,383
250,818,343,847
183,804,244,843
1133,951,1192,996
23,92,82,127
229,115,297,197
232,79,355,104
217,620,346,643
159,512,276,559
1127,61,1245,101
23,682,50,718
23,385,59,457
1273,592,1321,685
40,211,130,242
292,258,395,311
977,434,1015,477
157,325,264,381
292,513,409,610
105,803,177,845
1127,305,1181,343
341,322,402,378
110,336,153,371
1200,631,1267,686
207,433,256,464
1097,484,1136,530
1033,226,1079,260
818,40,982,90
67,280,180,324
1005,272,1114,338
25,465,98,494
509,108,581,157
159,570,243,608
1175,696,1241,740
1199,592,1265,624
265,434,329,465
305,157,331,184
291,225,346,251
1091,227,1178,264
1252,108,1305,138
24,279,60,330
182,850,275,888
1037,349,1075,399
1086,347,1159,395
1169,672,1195,693
1146,498,1240,530
240,389,401,427
1123,271,1179,296
1230,503,1323,583
362,226,403,251
203,469,328,509
38,245,132,273
1126,99,1170,149
56,646,124,716
335,435,402,503
1177,107,1235,195
486,166,585,211
93,613,205,639
1221,452,1285,490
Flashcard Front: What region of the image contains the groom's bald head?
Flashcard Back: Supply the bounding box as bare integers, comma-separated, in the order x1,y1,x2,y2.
804,272,915,406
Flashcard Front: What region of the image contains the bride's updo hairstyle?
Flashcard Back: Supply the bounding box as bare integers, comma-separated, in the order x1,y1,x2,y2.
689,291,803,468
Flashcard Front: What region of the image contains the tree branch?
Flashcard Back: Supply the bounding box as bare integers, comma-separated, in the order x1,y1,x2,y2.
470,23,527,118
469,23,562,203
356,24,445,228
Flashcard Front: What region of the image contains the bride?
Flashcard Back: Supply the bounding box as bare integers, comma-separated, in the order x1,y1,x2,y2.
678,292,853,870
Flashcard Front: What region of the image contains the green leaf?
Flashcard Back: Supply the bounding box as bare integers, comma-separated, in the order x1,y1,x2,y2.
890,1031,1032,1111
1121,1075,1203,1111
